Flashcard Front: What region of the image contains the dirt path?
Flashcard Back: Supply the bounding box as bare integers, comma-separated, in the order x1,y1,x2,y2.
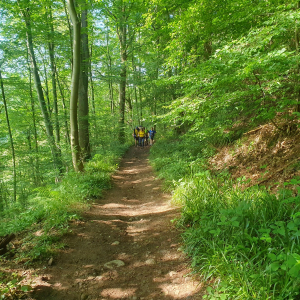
31,146,204,300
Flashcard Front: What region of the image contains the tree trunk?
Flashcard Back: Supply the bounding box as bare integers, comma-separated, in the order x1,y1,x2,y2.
139,87,143,122
0,69,17,202
28,56,40,185
295,1,300,112
78,5,91,161
56,70,71,145
106,23,114,114
48,5,61,145
119,57,126,143
63,0,73,69
118,22,127,143
89,44,97,133
67,0,84,172
42,60,51,118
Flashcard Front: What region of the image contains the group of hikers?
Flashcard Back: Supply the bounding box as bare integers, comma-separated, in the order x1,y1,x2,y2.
133,126,156,147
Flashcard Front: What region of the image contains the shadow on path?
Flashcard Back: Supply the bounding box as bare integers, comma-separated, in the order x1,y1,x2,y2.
31,146,205,300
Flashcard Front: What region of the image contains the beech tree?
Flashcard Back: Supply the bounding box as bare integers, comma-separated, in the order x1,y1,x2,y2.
67,0,84,172
78,1,91,161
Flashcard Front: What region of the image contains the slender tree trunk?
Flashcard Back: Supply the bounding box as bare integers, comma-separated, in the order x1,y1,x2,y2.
117,12,127,143
67,0,84,172
89,45,96,121
295,1,300,112
48,5,60,145
42,60,51,117
28,59,40,185
0,69,17,202
63,0,73,68
18,1,63,173
106,23,114,114
89,44,98,142
78,5,91,161
134,86,139,125
139,87,142,122
56,70,71,145
132,53,139,125
119,54,126,143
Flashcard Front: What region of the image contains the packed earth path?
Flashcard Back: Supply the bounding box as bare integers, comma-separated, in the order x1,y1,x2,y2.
31,146,205,300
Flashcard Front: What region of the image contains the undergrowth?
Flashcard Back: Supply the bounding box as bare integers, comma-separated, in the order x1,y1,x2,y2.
0,142,128,299
150,134,300,300
0,142,128,261
149,132,214,190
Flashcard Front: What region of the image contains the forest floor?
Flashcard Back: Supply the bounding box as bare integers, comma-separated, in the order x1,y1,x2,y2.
10,146,204,300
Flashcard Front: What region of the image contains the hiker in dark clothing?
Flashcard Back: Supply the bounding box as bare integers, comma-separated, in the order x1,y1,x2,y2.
149,127,156,146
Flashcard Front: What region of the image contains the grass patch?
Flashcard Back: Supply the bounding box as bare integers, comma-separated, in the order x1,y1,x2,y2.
149,134,213,190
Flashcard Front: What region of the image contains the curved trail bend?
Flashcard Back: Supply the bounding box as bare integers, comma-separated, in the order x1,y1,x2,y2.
32,146,204,300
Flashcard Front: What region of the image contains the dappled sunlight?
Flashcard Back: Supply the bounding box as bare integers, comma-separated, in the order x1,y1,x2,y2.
159,280,202,298
29,147,203,300
101,203,132,209
111,175,127,180
101,287,137,298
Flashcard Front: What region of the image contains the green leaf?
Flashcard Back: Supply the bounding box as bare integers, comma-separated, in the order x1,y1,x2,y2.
270,262,280,272
287,221,297,231
286,255,297,268
292,253,300,260
288,263,300,278
268,253,277,261
21,285,32,292
232,221,239,227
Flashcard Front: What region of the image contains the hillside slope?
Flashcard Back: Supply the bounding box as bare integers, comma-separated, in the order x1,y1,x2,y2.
210,121,300,190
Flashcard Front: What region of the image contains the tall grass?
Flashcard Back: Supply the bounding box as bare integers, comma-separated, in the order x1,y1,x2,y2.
150,136,300,300
174,174,300,299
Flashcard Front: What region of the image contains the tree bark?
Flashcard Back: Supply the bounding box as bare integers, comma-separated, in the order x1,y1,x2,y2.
67,0,84,172
48,5,61,145
0,68,17,202
295,1,300,112
78,5,91,161
106,23,114,114
0,234,16,255
27,54,40,185
56,70,71,145
63,0,73,69
89,44,97,134
118,21,127,143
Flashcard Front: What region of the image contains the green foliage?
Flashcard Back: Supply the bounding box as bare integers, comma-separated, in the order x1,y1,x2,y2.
175,173,300,299
0,269,32,299
0,142,128,260
149,133,213,190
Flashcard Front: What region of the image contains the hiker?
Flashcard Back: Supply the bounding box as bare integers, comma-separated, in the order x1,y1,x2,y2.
149,127,156,146
133,127,139,147
138,127,145,147
145,128,149,146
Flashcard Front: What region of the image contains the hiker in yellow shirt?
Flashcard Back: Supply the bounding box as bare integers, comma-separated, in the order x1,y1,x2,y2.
138,127,145,147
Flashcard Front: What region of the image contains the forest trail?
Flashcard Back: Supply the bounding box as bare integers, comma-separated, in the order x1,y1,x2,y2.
31,146,204,300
